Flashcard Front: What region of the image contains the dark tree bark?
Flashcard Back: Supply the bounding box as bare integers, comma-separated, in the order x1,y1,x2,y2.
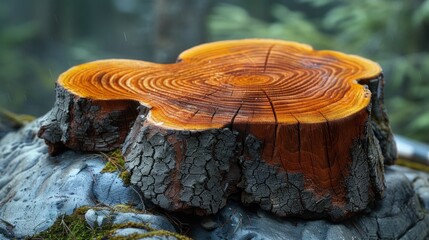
38,40,397,221
38,85,139,155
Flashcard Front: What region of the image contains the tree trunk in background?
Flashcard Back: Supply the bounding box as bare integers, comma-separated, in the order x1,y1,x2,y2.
153,0,214,63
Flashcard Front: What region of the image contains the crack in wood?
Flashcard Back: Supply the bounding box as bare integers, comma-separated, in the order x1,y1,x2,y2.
210,108,217,123
190,109,200,119
290,113,302,171
206,87,222,97
319,110,339,196
263,44,275,73
230,103,243,130
263,90,278,161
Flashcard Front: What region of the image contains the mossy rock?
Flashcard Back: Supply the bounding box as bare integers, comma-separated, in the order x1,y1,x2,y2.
102,149,131,185
29,206,191,240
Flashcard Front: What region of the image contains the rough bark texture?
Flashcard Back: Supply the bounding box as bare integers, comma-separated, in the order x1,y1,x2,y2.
38,85,139,155
117,78,389,220
123,109,241,215
36,76,395,220
37,40,397,220
367,76,397,165
38,85,388,220
118,78,388,220
239,127,384,220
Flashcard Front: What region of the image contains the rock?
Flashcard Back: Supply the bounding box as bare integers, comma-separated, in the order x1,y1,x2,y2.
394,165,429,210
114,228,149,237
84,209,109,228
93,172,139,206
0,219,14,239
0,121,13,141
1,114,429,239
112,212,176,232
0,114,143,238
200,216,218,230
83,207,178,238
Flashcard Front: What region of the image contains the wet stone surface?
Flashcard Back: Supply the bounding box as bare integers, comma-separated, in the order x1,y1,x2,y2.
0,114,143,238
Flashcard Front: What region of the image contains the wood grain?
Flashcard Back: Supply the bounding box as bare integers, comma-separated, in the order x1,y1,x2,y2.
59,39,379,129
39,39,396,220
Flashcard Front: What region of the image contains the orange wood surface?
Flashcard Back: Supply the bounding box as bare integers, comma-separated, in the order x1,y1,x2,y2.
58,39,382,201
59,39,380,130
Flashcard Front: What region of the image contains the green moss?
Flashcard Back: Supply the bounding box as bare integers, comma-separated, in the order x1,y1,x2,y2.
28,206,110,240
111,204,146,214
28,206,192,240
101,149,125,173
119,171,131,185
396,158,429,173
101,149,131,184
109,230,193,240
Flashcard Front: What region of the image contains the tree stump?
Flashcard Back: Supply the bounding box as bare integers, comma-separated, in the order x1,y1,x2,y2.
38,39,397,220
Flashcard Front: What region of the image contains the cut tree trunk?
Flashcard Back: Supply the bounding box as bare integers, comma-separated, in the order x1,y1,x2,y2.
38,39,397,221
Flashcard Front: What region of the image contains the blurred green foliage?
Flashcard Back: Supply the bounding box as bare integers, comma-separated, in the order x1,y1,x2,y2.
0,7,51,115
209,0,429,142
0,0,153,116
209,4,331,47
